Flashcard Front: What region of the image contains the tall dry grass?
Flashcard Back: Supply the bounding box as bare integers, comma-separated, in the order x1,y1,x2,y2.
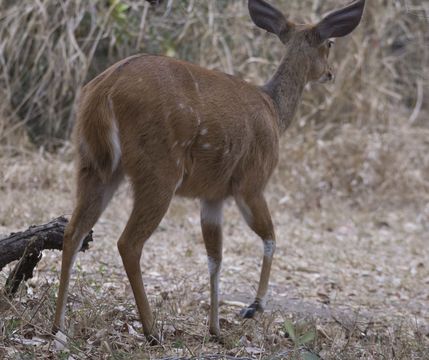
0,0,427,147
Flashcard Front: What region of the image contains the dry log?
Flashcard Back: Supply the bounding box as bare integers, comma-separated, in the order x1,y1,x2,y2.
0,216,93,297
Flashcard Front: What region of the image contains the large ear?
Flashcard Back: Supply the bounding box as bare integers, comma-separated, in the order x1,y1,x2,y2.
314,0,365,42
248,0,293,41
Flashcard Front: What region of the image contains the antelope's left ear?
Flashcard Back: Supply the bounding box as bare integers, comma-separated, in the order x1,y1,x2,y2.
248,0,294,43
313,0,365,43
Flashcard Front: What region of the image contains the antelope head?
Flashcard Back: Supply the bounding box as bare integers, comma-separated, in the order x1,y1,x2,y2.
249,0,366,83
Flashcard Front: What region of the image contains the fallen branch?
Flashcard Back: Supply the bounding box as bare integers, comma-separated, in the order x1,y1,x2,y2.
0,216,93,297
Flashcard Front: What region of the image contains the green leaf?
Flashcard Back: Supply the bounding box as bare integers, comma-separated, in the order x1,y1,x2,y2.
283,320,297,342
298,329,316,345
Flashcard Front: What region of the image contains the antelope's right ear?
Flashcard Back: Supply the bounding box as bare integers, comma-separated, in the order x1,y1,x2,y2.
314,0,365,43
248,0,293,42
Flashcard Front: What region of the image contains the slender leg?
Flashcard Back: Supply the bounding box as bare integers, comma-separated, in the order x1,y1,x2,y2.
235,193,276,318
53,168,123,333
200,199,224,336
117,174,175,343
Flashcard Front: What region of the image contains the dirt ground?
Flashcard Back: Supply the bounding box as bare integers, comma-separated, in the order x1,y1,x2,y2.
0,126,428,359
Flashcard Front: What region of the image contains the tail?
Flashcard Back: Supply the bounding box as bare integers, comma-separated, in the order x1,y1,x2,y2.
76,83,121,183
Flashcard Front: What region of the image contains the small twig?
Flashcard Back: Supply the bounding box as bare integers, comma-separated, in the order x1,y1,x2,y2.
137,2,150,50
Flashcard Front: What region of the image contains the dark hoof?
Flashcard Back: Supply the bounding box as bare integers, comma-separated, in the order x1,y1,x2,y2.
240,301,263,319
240,306,257,318
146,334,161,346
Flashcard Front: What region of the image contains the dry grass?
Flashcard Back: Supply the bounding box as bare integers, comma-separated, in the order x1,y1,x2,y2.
1,0,429,359
0,0,427,144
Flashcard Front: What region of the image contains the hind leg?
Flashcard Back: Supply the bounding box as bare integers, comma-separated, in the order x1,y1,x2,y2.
117,172,175,343
53,167,123,334
235,192,276,318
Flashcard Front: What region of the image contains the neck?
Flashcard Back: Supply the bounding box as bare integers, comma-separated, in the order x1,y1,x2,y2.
262,50,309,133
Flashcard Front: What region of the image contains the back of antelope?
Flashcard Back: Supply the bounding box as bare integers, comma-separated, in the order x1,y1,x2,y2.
53,0,365,343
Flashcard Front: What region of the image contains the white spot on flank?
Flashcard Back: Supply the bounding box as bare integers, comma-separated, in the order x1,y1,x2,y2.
263,239,276,258
176,159,181,167
196,113,202,125
178,103,185,109
200,128,208,135
195,81,200,94
110,122,121,170
201,200,223,225
108,96,121,171
202,143,211,149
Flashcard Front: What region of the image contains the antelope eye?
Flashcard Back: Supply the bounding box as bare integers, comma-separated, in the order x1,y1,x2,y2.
327,40,334,48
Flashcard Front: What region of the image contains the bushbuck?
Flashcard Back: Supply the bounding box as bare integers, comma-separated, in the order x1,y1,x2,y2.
53,0,366,343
